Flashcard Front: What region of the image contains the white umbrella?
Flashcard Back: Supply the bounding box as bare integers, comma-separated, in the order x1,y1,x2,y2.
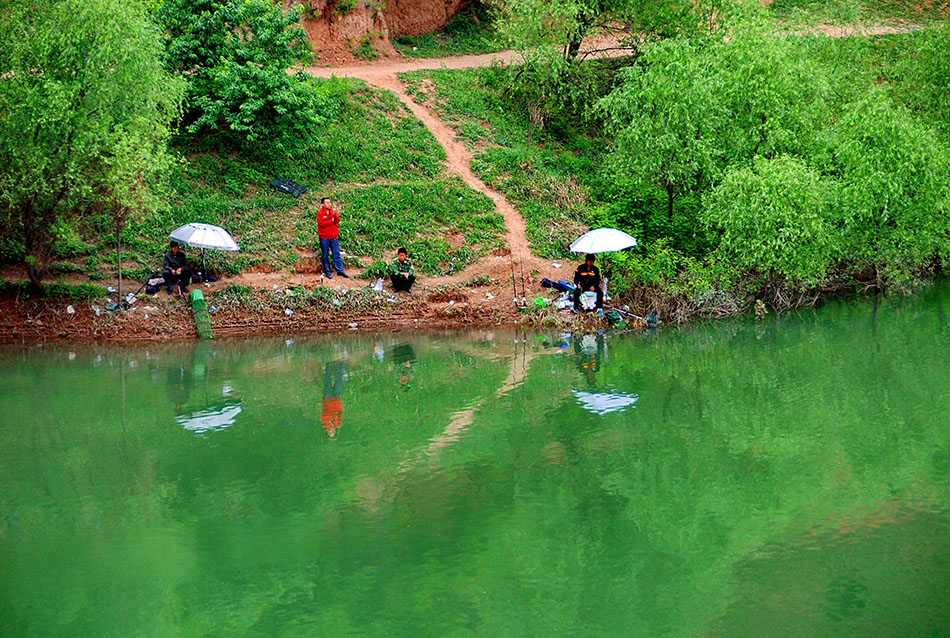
169,223,240,280
569,228,637,254
572,390,639,416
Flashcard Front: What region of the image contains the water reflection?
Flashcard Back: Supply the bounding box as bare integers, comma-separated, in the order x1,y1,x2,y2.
391,342,416,389
574,332,605,385
2,285,950,636
321,361,345,437
571,389,638,415
175,402,242,433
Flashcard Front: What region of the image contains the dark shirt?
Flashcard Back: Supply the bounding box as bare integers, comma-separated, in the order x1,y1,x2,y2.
163,250,188,272
574,263,601,291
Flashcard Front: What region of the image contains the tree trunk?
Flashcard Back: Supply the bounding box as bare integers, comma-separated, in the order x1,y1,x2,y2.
566,35,583,60
26,261,44,289
116,225,123,306
22,202,47,289
666,187,675,223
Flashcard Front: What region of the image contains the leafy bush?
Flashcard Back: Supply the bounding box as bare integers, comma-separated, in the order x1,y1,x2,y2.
0,281,106,299
0,0,182,285
703,156,836,286
157,0,337,155
822,94,950,283
352,34,381,61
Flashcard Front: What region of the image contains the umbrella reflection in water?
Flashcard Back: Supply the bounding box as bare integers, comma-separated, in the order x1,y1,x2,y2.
572,390,638,416
175,401,243,433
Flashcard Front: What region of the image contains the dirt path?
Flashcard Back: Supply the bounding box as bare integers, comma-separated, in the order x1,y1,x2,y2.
796,21,930,37
308,49,526,79
307,53,540,285
301,49,576,307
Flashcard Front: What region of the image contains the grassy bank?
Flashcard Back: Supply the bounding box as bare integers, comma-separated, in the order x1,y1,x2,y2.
25,77,502,286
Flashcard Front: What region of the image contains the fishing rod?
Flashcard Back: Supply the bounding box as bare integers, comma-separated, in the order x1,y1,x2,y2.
518,248,527,307
606,305,648,323
509,252,520,307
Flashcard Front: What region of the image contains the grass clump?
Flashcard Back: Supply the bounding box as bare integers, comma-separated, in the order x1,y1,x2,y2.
213,284,391,313
0,281,107,300
351,33,382,61
768,0,949,27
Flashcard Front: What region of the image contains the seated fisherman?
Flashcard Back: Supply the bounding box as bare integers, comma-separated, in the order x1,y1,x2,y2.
162,240,191,295
573,253,604,314
391,247,415,293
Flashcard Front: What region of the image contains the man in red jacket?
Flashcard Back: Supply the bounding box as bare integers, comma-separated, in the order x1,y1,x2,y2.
316,197,349,279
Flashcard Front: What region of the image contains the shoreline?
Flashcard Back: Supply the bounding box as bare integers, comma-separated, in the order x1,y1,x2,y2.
0,280,625,344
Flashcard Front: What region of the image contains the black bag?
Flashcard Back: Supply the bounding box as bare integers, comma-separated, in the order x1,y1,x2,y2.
144,277,165,294
270,178,307,198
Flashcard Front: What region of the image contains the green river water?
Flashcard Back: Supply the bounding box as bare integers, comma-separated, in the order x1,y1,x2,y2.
2,285,950,637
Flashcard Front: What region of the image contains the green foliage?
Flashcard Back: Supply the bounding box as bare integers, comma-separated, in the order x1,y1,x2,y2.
351,34,382,61
217,284,256,306
768,0,949,26
53,261,83,274
156,0,335,155
608,238,719,295
896,23,950,133
703,156,836,286
822,94,950,282
495,0,717,63
333,0,358,15
392,1,499,58
0,280,107,299
598,38,726,220
213,284,390,312
0,0,183,286
598,24,832,220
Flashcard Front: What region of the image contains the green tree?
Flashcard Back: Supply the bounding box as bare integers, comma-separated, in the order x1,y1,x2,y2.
905,22,950,133
823,93,950,285
598,20,834,223
713,28,831,162
597,37,727,222
494,0,715,62
0,0,183,286
703,156,836,287
157,0,337,154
